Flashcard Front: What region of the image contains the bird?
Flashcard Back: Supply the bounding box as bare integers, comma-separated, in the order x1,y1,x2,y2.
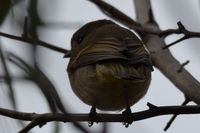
66,19,153,126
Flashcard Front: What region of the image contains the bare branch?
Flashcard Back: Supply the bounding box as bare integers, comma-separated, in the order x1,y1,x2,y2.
1,104,200,132
163,35,189,49
102,123,108,133
88,0,161,35
177,60,190,73
88,0,141,27
134,0,153,24
8,53,66,113
0,32,69,54
19,118,39,133
164,97,191,131
161,22,200,49
0,75,31,82
160,21,200,38
22,16,28,38
0,45,16,109
89,0,200,43
134,0,200,104
7,53,89,133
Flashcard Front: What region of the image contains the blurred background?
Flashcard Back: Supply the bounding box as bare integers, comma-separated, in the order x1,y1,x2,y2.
1,0,200,133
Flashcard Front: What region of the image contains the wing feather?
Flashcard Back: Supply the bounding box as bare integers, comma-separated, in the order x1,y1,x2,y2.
68,37,153,71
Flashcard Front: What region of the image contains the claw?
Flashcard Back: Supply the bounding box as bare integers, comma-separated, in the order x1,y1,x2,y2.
122,107,132,127
88,106,97,127
88,121,93,127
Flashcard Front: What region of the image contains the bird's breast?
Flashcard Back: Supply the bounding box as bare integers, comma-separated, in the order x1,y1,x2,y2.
68,62,150,111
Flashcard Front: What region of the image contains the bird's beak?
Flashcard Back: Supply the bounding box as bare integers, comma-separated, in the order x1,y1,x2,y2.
63,51,71,58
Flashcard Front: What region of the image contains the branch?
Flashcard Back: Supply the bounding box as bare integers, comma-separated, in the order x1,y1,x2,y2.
0,45,16,109
161,21,200,49
164,97,191,131
8,53,66,113
89,0,200,43
88,0,160,35
102,123,108,133
134,0,200,104
177,60,190,73
6,53,89,133
1,104,200,132
160,21,200,37
163,35,189,49
1,2,198,57
88,0,141,27
0,75,31,82
134,0,153,24
0,32,70,54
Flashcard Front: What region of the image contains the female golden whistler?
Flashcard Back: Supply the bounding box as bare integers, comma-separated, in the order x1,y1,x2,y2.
66,20,153,117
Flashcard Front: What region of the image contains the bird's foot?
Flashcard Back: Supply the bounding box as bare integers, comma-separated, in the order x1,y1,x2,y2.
122,107,133,127
88,106,97,127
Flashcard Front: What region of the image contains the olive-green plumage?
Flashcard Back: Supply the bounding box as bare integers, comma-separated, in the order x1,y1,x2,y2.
67,19,153,111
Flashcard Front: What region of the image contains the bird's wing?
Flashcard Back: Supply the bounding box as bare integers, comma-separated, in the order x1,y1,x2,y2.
68,37,128,70
68,37,153,71
121,37,153,71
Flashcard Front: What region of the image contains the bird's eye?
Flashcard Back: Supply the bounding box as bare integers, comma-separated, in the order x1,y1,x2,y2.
77,37,83,44
71,36,84,49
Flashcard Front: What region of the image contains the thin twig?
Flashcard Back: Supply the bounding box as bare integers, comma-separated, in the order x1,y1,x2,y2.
162,21,200,49
161,22,200,49
7,53,89,133
164,97,191,131
0,32,69,54
19,119,39,133
163,36,189,49
0,45,16,109
8,53,65,113
102,123,108,133
177,60,190,73
22,16,28,38
160,21,200,37
0,75,31,82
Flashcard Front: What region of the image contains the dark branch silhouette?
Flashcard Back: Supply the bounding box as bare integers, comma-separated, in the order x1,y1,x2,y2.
0,32,69,54
164,98,190,131
160,21,200,37
0,103,200,132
